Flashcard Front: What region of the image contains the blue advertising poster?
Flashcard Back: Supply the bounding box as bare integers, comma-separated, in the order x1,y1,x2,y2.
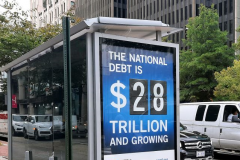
100,38,176,160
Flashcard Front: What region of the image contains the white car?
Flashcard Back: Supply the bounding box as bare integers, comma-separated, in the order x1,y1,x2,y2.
12,114,27,136
180,101,240,156
23,115,53,140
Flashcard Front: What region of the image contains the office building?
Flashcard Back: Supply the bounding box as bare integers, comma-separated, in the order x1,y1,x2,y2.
75,0,127,19
30,0,75,28
128,0,240,49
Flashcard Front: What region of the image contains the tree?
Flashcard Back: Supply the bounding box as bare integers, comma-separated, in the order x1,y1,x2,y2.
180,5,235,102
214,60,240,100
234,26,240,52
0,0,62,67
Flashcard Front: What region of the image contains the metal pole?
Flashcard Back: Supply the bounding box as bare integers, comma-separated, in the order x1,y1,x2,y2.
62,16,72,160
7,70,12,160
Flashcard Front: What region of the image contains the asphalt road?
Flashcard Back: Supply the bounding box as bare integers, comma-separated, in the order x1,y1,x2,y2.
214,153,240,160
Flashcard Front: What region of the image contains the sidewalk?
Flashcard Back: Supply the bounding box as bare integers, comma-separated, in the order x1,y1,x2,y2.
0,140,8,160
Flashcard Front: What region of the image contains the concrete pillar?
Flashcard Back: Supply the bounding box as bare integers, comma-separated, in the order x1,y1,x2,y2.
192,0,196,17
28,103,35,115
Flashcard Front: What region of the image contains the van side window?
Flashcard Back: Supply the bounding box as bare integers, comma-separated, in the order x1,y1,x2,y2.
223,105,238,122
195,105,206,121
205,105,220,122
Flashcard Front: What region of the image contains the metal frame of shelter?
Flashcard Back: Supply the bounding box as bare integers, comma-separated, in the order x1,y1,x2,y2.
0,17,182,160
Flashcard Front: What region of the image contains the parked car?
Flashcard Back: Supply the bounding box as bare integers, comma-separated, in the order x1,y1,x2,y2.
12,114,27,136
0,111,8,138
53,116,64,135
180,123,214,160
23,115,52,140
180,101,240,155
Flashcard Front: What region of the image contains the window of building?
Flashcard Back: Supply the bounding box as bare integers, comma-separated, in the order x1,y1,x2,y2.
157,0,159,12
195,105,206,121
196,4,199,16
114,7,117,17
219,23,222,31
123,9,126,18
168,0,170,7
165,0,166,9
229,0,233,13
176,33,179,42
150,3,152,15
205,105,220,122
71,1,75,7
185,6,187,20
64,2,65,12
161,0,163,10
229,41,232,47
143,6,145,19
172,34,175,43
147,4,149,17
123,0,126,4
168,13,171,24
176,10,179,22
189,4,192,18
118,0,121,3
154,1,155,14
165,14,167,23
118,8,121,17
219,2,222,16
172,12,174,24
224,21,227,31
224,1,227,15
214,4,217,10
181,8,183,21
43,0,47,8
177,0,178,3
229,20,233,34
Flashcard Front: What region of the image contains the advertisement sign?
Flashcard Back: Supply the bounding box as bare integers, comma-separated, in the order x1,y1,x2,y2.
100,38,177,160
12,94,17,108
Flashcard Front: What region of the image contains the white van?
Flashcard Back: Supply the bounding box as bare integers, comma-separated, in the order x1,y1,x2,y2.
180,101,240,155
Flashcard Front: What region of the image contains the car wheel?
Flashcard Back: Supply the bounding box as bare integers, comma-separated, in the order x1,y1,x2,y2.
23,129,28,139
12,127,16,136
34,130,39,141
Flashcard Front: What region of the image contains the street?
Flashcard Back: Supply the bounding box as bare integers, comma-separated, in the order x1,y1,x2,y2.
214,153,239,160
0,136,239,160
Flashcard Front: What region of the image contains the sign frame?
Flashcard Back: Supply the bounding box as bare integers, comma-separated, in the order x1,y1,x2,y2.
93,32,180,160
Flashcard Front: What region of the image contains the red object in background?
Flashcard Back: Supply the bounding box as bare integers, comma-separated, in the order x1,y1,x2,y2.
0,113,8,119
12,94,17,108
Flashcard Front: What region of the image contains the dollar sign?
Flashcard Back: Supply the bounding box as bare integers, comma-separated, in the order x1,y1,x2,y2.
110,80,127,112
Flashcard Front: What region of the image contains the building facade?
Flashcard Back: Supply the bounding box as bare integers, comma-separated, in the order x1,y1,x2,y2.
75,0,127,19
30,0,75,28
127,0,240,49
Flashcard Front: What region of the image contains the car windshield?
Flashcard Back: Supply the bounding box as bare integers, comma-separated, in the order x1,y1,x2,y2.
35,116,52,122
180,123,186,131
13,115,27,122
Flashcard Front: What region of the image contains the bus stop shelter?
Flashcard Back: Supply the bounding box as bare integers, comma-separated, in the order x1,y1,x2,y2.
0,17,182,160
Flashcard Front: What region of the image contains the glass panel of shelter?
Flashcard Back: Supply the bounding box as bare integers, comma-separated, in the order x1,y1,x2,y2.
11,34,88,160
